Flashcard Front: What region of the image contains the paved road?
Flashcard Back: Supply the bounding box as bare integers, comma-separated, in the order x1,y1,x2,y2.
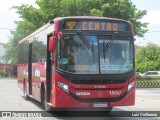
0,79,160,120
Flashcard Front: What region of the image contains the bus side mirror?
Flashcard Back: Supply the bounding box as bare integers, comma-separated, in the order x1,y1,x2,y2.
49,37,56,52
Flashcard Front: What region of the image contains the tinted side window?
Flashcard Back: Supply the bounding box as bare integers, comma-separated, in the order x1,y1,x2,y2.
24,42,29,63
37,41,46,62
18,43,23,64
18,41,29,64
152,72,158,75
32,39,39,63
32,37,47,62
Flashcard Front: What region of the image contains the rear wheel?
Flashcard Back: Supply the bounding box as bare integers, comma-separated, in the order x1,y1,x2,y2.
23,82,29,100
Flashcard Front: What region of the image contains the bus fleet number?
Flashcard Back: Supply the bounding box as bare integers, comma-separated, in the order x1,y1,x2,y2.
109,91,121,96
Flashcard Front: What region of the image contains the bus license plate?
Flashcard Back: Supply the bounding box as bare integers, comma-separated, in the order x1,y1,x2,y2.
93,103,108,108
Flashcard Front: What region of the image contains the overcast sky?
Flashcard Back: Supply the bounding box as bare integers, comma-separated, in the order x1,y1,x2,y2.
132,0,160,46
0,0,160,46
0,0,36,44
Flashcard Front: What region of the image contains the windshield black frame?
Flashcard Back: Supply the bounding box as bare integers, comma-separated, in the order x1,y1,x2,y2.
56,31,135,75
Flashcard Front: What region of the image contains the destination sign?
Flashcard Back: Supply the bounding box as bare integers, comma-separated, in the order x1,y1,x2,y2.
64,20,127,31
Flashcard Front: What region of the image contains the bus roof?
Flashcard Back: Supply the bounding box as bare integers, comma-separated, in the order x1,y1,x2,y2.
58,16,129,22
18,23,53,44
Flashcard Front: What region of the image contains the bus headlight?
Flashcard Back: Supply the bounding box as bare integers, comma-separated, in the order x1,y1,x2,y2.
127,81,135,92
57,81,69,93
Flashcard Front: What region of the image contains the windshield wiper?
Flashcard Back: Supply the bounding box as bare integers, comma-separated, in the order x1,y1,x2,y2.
103,32,118,53
103,32,118,61
76,31,94,52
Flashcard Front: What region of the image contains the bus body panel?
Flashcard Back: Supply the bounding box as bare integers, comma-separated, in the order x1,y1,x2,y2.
18,62,47,101
51,71,135,108
17,64,28,92
53,86,135,108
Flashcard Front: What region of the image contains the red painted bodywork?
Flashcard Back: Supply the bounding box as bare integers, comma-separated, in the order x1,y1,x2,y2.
51,72,135,108
18,62,46,101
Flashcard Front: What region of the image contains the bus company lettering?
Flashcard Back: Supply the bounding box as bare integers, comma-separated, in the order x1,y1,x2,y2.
94,85,106,89
76,92,90,96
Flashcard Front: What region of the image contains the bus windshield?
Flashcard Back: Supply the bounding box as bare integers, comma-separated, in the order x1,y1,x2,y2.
57,34,134,74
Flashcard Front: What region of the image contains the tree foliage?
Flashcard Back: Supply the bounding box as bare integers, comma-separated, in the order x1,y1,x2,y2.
3,0,148,64
135,43,160,73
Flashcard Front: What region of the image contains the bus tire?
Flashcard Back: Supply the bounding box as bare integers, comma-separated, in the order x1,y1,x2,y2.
41,88,52,111
23,82,29,100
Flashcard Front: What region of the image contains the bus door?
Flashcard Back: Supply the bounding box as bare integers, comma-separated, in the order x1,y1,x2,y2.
31,40,42,100
46,34,54,103
28,42,32,96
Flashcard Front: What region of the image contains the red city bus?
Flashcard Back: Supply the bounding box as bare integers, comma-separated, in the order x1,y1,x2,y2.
18,16,135,112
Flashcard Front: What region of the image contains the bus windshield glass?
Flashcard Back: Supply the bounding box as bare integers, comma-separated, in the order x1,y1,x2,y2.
57,34,134,74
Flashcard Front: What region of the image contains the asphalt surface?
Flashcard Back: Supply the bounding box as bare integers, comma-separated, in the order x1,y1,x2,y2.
0,79,160,120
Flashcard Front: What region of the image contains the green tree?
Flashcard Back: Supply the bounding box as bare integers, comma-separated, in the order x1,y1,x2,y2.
3,0,148,64
3,20,36,63
90,0,148,37
135,43,160,73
